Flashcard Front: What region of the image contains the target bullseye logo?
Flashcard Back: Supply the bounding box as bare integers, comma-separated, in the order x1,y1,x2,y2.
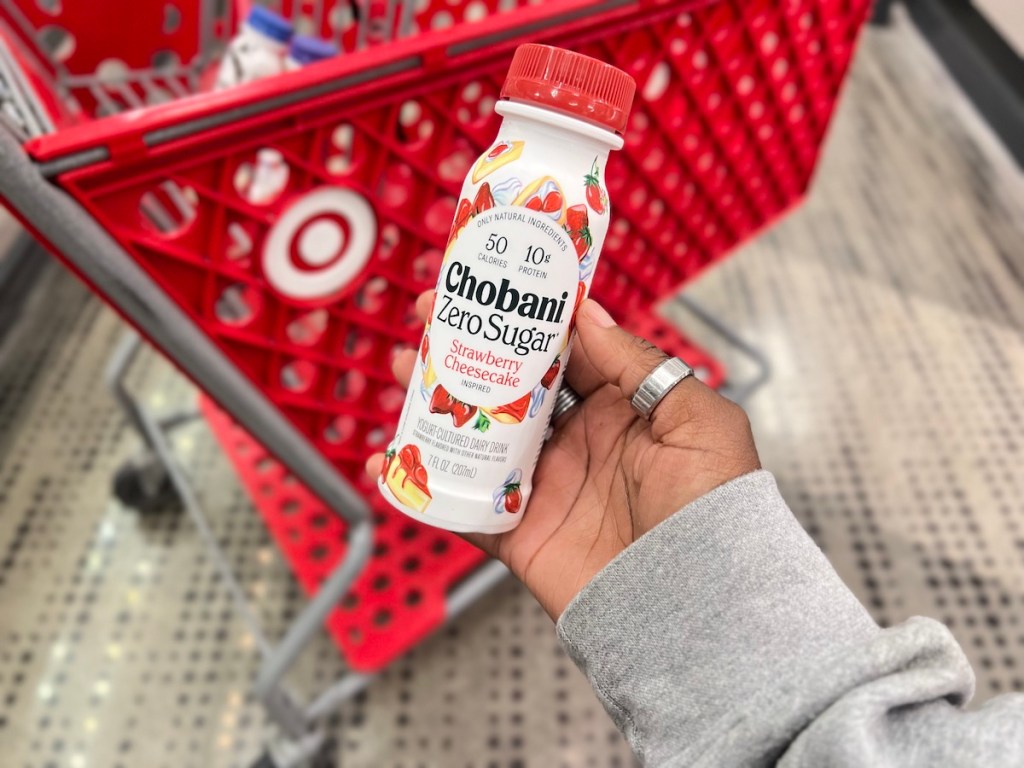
290,213,351,272
262,187,377,304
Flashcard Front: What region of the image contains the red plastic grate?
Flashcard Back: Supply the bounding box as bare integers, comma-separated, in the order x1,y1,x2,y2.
200,394,487,671
0,0,233,118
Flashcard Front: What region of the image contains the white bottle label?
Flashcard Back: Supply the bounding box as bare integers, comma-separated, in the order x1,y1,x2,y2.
380,123,614,533
430,206,578,410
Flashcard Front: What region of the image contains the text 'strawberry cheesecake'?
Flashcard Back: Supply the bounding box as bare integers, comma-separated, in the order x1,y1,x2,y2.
379,44,635,533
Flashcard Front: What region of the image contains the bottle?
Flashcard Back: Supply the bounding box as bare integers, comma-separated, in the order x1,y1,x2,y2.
379,44,635,533
214,7,293,90
284,35,340,71
243,148,289,205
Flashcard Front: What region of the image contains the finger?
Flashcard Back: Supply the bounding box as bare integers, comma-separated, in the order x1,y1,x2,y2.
562,326,606,398
573,299,667,397
415,290,435,324
365,453,385,479
574,299,707,429
391,348,416,387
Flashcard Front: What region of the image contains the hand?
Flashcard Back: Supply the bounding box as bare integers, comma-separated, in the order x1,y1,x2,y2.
367,293,761,619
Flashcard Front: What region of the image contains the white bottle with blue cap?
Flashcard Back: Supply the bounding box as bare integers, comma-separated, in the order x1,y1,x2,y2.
284,35,340,71
214,7,293,90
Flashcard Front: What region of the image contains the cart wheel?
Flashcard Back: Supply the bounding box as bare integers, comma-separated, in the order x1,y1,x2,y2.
253,734,333,768
251,753,279,768
112,453,180,512
869,0,893,25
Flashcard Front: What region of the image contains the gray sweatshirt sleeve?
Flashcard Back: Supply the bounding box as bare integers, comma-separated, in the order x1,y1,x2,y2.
556,470,1024,766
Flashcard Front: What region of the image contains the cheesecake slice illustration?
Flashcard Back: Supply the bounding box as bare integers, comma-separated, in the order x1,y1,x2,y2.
472,140,525,183
420,333,438,388
422,352,438,389
382,444,432,513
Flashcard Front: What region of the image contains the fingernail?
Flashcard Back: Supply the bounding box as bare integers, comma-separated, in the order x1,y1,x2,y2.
582,299,616,328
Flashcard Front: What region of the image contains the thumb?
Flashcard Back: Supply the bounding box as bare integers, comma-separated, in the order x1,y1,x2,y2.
573,299,707,428
575,299,669,397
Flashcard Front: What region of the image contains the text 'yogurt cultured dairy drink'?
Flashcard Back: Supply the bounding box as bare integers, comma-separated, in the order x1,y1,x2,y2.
214,7,293,90
379,44,635,533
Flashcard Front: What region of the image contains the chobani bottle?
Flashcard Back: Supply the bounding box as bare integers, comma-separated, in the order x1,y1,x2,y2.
379,44,635,533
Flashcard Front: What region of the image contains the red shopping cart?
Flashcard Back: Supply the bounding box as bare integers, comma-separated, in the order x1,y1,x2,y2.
0,0,870,764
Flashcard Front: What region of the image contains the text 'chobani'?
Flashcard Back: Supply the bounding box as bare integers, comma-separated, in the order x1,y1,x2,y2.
435,260,567,357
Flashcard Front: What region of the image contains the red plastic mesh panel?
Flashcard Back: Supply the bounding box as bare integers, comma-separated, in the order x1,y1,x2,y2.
200,394,485,671
11,0,869,667
0,0,233,117
623,314,725,390
269,0,516,51
0,0,210,75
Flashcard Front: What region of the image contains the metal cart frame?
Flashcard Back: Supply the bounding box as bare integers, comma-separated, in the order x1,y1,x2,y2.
0,125,510,765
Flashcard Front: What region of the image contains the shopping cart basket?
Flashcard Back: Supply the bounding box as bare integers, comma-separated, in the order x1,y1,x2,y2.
0,0,870,764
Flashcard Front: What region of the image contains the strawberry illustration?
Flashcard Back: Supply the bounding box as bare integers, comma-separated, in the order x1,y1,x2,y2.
473,182,494,214
504,485,522,514
420,334,429,364
565,204,592,261
429,384,477,427
566,204,588,233
492,469,524,515
449,197,473,244
454,197,472,228
449,185,495,245
584,158,607,214
541,357,560,389
570,231,592,260
429,386,449,415
450,400,476,428
486,392,531,424
525,189,563,214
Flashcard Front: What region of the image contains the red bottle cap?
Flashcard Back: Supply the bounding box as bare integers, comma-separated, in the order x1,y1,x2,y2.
500,44,636,134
